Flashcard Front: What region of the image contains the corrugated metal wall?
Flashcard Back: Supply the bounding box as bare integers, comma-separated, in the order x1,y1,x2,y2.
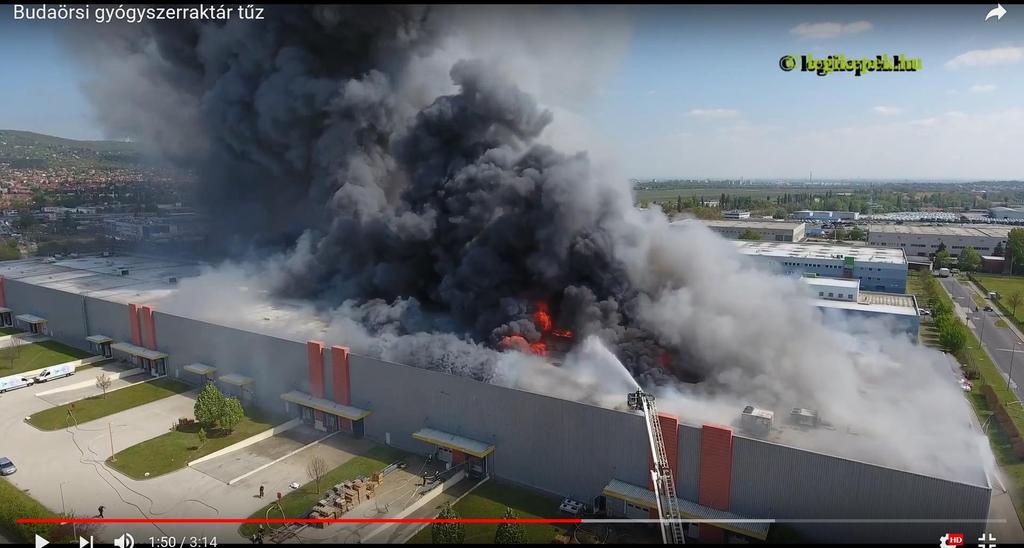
676,424,701,501
730,435,991,543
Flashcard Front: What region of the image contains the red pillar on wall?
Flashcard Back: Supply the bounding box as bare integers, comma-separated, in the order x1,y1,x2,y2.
306,340,325,399
648,413,680,518
330,345,351,406
451,450,466,466
0,276,6,308
698,423,734,542
141,305,157,350
128,303,142,346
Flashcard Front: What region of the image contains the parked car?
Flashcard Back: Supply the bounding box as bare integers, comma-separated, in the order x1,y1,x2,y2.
918,308,931,316
0,457,16,476
984,305,994,312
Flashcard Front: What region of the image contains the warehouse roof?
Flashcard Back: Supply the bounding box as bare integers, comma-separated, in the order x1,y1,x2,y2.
111,342,168,360
867,224,1011,238
698,219,805,231
281,391,370,421
413,427,495,458
736,240,906,265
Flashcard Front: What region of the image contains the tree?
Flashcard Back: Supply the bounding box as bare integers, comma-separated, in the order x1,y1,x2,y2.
1008,228,1024,274
957,246,982,273
939,320,968,354
306,454,328,495
221,396,245,432
848,227,865,241
737,228,762,241
432,502,465,544
1008,291,1024,319
194,382,226,429
934,249,951,269
495,507,527,544
197,427,207,449
95,373,112,398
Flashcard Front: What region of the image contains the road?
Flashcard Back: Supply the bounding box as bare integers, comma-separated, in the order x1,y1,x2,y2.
941,277,1024,399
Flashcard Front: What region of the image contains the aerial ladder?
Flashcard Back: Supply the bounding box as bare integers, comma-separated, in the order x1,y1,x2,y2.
628,389,686,544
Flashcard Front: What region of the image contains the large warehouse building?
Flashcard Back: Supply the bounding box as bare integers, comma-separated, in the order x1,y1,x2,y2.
736,240,909,293
0,255,991,543
696,219,807,242
867,224,1011,258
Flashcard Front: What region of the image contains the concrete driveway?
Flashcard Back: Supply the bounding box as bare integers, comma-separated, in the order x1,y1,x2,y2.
191,425,328,484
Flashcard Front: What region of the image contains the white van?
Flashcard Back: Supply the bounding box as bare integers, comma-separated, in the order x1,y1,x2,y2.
33,364,74,384
0,375,33,393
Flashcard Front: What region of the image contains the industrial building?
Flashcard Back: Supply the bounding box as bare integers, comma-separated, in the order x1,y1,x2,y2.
0,255,991,543
721,209,751,220
696,219,807,242
989,207,1024,221
791,210,860,221
867,224,1011,258
803,277,919,337
735,240,909,293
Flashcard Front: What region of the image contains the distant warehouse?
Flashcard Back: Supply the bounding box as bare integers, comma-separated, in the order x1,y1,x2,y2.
791,210,859,221
803,277,919,338
867,224,1010,259
736,240,908,293
699,219,806,242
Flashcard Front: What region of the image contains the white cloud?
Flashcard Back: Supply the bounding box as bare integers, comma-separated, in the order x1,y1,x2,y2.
790,21,873,39
687,108,740,119
969,84,997,93
872,106,903,116
945,111,967,119
945,46,1024,70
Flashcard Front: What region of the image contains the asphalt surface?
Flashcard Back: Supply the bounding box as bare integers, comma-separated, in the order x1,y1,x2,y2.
940,277,1024,399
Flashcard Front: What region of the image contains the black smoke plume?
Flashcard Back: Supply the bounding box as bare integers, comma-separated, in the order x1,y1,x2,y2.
67,5,681,385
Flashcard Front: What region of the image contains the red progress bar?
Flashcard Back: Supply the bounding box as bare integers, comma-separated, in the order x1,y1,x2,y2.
17,518,582,524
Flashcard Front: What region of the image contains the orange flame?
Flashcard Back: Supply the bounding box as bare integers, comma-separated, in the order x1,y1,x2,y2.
533,302,553,332
500,301,574,357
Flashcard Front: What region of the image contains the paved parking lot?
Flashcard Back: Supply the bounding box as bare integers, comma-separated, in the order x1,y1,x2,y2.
191,425,329,484
37,371,148,407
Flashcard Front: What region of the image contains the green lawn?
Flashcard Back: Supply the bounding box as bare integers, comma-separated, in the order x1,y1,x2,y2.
108,410,282,480
239,445,408,538
0,477,78,543
0,340,93,376
26,377,192,431
997,319,1010,328
0,327,21,335
975,274,1024,323
407,479,565,544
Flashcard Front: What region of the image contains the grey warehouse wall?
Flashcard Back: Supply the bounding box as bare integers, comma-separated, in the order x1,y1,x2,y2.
348,353,652,502
729,435,991,543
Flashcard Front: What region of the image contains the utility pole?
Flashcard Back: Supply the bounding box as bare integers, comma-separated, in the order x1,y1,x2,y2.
109,422,116,461
59,481,76,538
1010,342,1020,394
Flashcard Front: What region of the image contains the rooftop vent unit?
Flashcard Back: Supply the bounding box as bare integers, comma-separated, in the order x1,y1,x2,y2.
740,405,773,436
119,268,130,277
167,276,178,284
790,407,820,428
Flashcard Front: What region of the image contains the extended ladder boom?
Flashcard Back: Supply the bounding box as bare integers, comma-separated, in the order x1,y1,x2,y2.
628,389,686,544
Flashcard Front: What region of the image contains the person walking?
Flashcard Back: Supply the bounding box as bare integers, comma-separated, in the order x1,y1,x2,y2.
97,505,105,518
259,485,264,498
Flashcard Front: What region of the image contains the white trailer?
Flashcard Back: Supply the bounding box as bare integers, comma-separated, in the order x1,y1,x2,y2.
32,364,74,384
0,374,33,393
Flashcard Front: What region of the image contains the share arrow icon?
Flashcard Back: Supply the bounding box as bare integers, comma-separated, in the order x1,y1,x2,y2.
986,3,1007,20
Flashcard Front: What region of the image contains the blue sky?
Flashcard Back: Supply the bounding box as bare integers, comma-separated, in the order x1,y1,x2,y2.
1,4,1021,179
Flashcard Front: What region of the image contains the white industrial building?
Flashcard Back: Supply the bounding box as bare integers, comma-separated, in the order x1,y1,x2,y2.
792,210,859,221
867,224,1010,258
722,209,751,220
736,240,908,293
803,277,919,337
698,220,807,242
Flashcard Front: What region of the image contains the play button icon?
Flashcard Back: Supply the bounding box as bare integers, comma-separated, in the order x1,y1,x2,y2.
34,534,48,548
